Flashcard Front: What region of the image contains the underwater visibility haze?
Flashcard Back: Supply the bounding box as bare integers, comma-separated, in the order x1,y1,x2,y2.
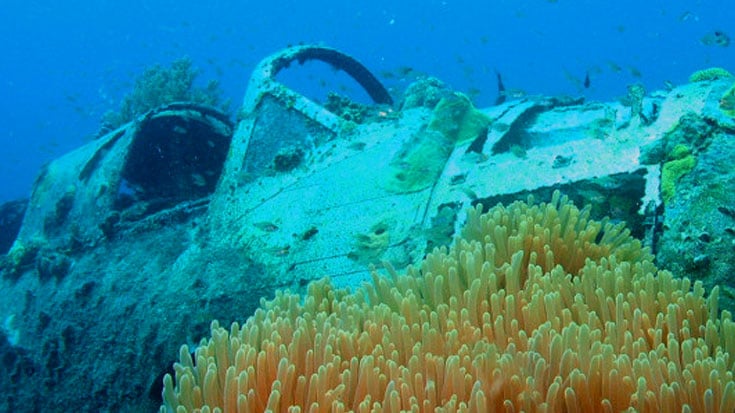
1,0,734,203
1,1,735,412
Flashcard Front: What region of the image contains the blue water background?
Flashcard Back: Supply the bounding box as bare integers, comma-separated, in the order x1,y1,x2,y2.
1,0,733,203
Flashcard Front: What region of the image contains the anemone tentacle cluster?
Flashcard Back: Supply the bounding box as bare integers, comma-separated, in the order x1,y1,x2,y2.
161,192,735,413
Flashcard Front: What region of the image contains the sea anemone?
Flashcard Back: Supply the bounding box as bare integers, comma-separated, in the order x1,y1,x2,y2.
160,192,735,412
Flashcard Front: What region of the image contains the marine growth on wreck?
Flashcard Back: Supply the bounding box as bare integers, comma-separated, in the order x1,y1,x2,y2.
1,34,735,412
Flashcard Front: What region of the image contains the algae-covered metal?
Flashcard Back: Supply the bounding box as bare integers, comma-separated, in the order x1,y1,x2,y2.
0,45,733,412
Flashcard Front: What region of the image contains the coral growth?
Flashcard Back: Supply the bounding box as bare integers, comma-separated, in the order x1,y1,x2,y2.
661,144,696,204
719,83,735,117
688,67,733,83
160,193,735,412
102,57,229,130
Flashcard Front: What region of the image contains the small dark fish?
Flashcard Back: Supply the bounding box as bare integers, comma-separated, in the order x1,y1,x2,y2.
583,71,590,88
301,227,319,241
701,30,730,47
467,87,481,100
606,61,622,73
495,70,506,105
396,66,414,76
253,221,279,232
191,173,206,187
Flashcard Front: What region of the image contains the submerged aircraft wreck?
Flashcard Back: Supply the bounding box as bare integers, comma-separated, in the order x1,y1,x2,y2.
1,46,734,411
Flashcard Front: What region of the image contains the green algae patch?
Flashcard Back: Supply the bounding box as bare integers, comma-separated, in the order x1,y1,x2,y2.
386,93,490,193
428,93,491,143
661,149,696,204
719,83,735,117
385,128,454,193
688,67,733,83
669,143,691,160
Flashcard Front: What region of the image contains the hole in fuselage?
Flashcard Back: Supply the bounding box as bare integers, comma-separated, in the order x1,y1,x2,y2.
115,107,232,217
